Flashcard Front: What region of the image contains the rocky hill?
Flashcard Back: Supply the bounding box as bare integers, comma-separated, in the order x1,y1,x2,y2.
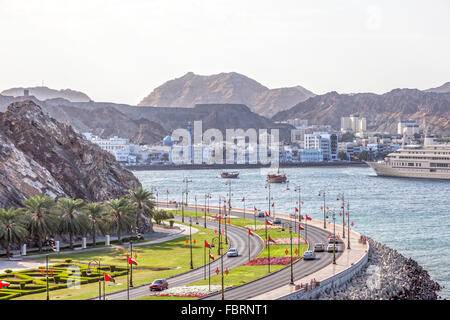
0,100,141,208
1,86,92,102
425,82,450,93
138,72,315,117
271,89,450,135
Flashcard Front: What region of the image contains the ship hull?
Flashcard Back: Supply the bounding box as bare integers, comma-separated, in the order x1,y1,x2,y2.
366,162,450,180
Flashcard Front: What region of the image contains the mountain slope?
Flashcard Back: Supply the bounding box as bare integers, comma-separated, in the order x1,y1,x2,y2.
138,72,315,117
425,82,450,93
0,100,140,208
271,89,450,135
1,86,92,102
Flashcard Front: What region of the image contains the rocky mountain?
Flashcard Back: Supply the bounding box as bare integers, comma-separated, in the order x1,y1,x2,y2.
0,100,141,208
271,89,450,135
1,86,92,102
138,72,315,117
425,82,450,93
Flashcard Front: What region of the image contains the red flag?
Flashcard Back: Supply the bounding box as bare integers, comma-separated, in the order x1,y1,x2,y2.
0,280,10,289
295,207,299,212
205,240,211,248
299,225,304,230
254,206,257,211
351,222,354,227
265,211,269,217
242,197,245,201
248,229,253,235
127,256,138,265
266,219,273,225
207,208,210,212
225,267,229,275
306,215,312,220
209,252,215,260
268,235,275,242
104,273,115,283
271,203,274,207
166,189,169,194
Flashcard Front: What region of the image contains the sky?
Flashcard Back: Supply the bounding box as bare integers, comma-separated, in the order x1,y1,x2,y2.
0,0,449,105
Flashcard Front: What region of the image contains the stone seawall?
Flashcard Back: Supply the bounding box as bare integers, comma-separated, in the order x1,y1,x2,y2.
317,237,442,300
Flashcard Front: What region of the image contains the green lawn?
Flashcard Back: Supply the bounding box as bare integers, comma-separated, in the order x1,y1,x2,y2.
12,223,226,300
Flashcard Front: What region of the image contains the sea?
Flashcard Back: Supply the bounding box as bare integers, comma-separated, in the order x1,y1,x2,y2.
134,166,450,298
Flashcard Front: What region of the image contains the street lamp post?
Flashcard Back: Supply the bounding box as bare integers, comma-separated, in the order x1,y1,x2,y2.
281,222,294,285
337,192,345,239
88,259,102,300
318,189,327,229
223,199,228,245
189,216,194,269
265,181,272,218
294,185,302,255
347,201,351,250
181,190,185,223
129,240,134,287
182,177,192,222
195,195,199,225
46,254,49,300
331,210,336,264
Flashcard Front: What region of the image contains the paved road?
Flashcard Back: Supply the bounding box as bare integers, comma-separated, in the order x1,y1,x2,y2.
104,205,341,300
104,210,264,300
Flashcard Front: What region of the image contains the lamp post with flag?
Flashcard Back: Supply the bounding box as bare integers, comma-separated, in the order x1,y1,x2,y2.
318,189,327,229
195,195,199,225
204,193,212,228
166,189,169,208
331,210,337,264
248,228,254,261
242,196,246,220
347,201,351,250
127,241,138,287
337,192,345,239
183,177,192,222
204,240,212,280
46,254,49,300
265,218,273,273
189,216,194,269
265,181,272,218
281,222,294,284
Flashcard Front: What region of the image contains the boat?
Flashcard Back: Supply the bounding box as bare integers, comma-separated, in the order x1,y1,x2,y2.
366,135,450,180
221,171,239,179
267,169,287,183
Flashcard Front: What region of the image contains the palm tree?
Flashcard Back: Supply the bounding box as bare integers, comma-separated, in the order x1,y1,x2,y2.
84,202,107,246
57,198,87,249
129,187,155,233
105,198,134,244
23,195,57,252
0,208,29,258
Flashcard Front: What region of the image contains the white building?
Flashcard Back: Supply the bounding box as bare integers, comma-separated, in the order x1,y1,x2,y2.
299,149,323,162
84,134,139,165
304,132,338,161
341,114,367,133
398,120,419,136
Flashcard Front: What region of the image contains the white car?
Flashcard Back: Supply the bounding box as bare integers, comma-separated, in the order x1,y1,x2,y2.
303,250,316,260
327,244,339,252
313,243,325,252
328,235,339,244
227,248,239,257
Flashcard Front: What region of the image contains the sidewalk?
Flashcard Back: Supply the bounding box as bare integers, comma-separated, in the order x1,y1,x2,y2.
0,223,196,273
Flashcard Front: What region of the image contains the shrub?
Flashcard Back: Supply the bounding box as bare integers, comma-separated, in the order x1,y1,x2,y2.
4,269,13,274
169,220,174,228
110,265,116,272
65,259,72,263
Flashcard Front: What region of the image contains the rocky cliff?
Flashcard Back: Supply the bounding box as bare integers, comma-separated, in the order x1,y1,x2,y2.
138,72,315,117
1,86,92,103
271,89,450,135
0,100,141,208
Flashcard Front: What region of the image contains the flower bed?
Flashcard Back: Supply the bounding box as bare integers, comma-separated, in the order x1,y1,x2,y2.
148,285,231,298
244,225,281,231
267,238,307,245
244,257,299,266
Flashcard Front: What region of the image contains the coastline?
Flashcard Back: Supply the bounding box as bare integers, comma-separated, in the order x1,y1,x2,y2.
317,237,442,300
126,161,368,171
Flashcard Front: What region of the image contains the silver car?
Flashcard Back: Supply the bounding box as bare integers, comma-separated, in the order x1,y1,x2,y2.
303,250,316,260
327,244,339,252
227,248,239,257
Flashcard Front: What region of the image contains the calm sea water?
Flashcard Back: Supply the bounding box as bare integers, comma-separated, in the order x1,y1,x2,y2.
133,167,450,298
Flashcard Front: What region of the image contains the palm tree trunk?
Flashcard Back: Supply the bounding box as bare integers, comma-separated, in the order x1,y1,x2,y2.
92,223,96,246
6,238,10,258
136,211,140,233
69,230,73,249
38,235,43,253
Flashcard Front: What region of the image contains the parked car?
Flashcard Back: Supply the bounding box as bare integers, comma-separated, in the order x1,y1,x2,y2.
149,279,168,291
327,244,339,252
313,243,325,252
256,211,265,217
273,217,282,224
303,250,316,260
227,248,239,257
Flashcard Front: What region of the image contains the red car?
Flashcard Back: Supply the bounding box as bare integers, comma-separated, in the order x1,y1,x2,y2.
149,279,168,291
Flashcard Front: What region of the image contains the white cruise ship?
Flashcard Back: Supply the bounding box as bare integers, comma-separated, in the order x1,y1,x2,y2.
367,136,450,180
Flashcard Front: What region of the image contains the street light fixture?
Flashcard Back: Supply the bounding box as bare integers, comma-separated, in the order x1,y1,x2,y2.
265,180,272,218
294,185,302,255
204,193,212,228
331,210,337,264
189,216,194,269
318,189,327,229
281,222,295,285
337,192,345,239
182,177,192,222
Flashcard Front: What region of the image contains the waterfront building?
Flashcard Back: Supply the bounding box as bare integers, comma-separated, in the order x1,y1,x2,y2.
341,114,367,133
304,132,338,161
299,148,323,162
398,120,420,136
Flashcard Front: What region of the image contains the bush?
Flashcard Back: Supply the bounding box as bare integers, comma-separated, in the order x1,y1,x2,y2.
169,220,175,228
153,210,174,225
65,259,72,263
4,269,13,274
110,265,116,272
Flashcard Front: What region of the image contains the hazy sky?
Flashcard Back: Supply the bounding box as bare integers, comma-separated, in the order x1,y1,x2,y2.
0,0,449,105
